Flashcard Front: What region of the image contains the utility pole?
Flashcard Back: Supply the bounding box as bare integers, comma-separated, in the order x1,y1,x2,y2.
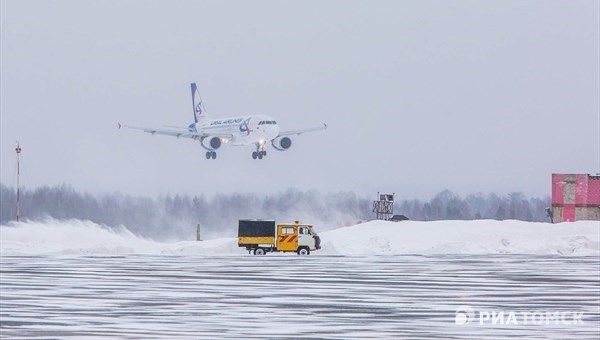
15,142,21,222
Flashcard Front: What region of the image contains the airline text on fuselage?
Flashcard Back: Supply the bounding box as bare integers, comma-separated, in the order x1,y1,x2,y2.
209,118,246,126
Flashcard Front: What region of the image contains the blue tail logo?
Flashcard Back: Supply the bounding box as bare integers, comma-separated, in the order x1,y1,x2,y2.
190,83,206,123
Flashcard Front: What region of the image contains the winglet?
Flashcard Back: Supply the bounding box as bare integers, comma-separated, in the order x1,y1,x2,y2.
118,123,122,129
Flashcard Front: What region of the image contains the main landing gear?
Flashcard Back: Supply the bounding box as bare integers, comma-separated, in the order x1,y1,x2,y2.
252,150,267,160
205,151,217,160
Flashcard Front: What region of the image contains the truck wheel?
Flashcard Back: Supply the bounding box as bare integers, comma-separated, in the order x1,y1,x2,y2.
254,248,266,255
297,247,310,255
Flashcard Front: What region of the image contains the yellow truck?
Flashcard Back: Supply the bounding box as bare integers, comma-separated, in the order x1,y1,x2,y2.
238,219,321,255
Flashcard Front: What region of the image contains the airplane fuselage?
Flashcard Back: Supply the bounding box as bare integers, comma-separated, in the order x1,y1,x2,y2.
190,114,279,146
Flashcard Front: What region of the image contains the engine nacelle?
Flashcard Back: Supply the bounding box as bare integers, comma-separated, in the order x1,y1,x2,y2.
271,136,292,151
201,136,222,150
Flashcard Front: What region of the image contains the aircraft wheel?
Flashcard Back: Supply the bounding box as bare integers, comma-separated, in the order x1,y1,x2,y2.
211,152,217,159
252,152,258,159
263,151,267,156
258,152,263,159
205,152,211,159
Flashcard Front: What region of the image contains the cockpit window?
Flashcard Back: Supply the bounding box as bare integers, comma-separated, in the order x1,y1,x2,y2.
272,121,277,124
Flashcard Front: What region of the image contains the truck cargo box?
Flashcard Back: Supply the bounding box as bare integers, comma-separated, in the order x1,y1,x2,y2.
238,220,277,250
238,220,275,237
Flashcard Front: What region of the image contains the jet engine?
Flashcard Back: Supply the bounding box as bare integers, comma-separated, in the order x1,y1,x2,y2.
271,136,292,151
201,136,222,150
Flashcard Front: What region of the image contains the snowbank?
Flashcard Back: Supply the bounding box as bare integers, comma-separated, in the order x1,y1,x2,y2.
0,219,244,256
321,220,600,256
1,218,598,256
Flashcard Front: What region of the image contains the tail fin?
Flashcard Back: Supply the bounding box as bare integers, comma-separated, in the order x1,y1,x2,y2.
191,83,208,123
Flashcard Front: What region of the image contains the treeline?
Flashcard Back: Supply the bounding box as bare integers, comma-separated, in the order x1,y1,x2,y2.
396,190,550,222
0,184,551,240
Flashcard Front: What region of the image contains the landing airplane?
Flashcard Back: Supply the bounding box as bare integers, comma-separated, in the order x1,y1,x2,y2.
120,83,326,160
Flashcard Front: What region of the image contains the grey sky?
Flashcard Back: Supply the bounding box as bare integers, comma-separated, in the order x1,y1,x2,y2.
1,0,598,200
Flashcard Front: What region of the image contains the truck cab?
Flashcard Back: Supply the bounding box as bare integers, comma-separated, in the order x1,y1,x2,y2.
238,220,321,255
276,223,321,255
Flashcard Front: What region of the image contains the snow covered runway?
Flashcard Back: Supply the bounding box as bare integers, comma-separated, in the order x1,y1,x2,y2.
1,254,598,339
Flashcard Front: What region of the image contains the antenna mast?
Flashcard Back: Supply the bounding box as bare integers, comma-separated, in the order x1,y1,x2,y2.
15,142,21,222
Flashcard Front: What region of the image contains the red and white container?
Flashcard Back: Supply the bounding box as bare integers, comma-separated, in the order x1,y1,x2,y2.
552,174,600,222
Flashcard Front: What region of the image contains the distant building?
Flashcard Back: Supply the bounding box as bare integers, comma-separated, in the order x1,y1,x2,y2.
551,174,600,223
390,215,409,222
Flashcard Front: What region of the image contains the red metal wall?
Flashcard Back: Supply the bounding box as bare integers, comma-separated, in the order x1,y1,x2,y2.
574,174,587,205
588,176,600,205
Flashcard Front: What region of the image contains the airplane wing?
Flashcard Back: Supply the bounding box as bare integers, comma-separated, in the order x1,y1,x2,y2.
277,123,327,137
119,123,232,141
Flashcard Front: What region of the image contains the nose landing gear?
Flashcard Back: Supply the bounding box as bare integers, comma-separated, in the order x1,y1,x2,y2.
205,151,217,159
252,150,267,160
252,144,267,160
251,138,268,160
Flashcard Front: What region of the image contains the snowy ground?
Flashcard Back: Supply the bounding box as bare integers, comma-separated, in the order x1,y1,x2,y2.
1,219,599,338
1,254,599,338
1,219,598,256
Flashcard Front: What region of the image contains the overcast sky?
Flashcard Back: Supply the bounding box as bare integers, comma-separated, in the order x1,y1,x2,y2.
1,0,598,200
